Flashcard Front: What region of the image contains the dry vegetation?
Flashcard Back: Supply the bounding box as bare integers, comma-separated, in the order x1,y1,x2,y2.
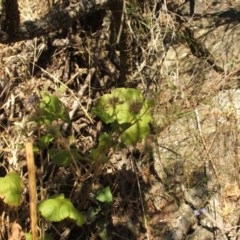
1,0,240,239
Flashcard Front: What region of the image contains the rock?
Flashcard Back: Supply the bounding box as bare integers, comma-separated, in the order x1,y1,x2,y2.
153,89,240,238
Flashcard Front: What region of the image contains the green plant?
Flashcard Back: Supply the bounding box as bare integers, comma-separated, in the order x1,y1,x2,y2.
95,186,113,203
33,93,70,125
0,172,23,206
92,88,152,146
38,194,86,226
1,88,152,238
33,92,78,166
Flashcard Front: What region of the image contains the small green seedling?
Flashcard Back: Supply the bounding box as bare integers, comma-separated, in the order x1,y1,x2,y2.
95,186,113,203
38,134,55,148
33,93,70,124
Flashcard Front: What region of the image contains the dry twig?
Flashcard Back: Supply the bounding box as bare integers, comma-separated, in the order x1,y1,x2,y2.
26,142,38,240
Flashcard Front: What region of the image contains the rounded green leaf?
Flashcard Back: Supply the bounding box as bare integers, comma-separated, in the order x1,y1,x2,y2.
93,88,147,124
121,100,152,145
95,186,113,203
39,134,55,148
93,88,153,145
120,119,151,145
38,194,86,226
0,172,23,206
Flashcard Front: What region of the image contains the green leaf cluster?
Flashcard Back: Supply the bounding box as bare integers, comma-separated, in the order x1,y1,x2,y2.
93,88,152,145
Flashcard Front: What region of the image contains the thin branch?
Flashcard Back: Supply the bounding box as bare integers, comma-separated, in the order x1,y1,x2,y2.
26,142,38,240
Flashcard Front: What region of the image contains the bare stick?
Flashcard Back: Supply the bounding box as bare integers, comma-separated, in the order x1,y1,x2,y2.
26,142,38,240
